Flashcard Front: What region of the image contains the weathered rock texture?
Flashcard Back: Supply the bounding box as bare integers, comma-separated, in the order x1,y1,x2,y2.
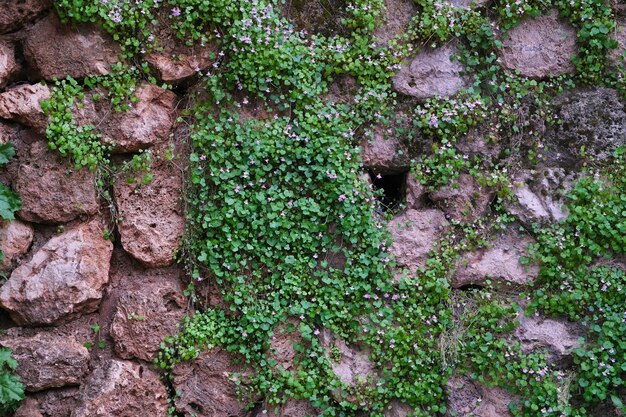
172,348,251,417
268,318,303,371
389,209,449,274
110,268,187,361
0,333,89,392
72,360,169,417
14,397,44,417
429,174,493,222
374,0,417,45
261,400,320,417
114,157,185,267
453,231,538,288
0,220,113,325
546,88,626,166
609,20,626,67
0,84,51,134
393,44,469,98
319,330,376,387
446,376,517,417
0,219,34,272
447,0,488,8
23,13,120,81
517,315,582,364
0,41,19,90
361,126,410,174
15,140,98,223
501,10,577,78
0,0,51,34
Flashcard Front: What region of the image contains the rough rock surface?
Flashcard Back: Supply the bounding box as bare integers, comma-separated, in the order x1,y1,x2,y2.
546,88,626,166
507,168,577,225
0,41,19,90
172,348,250,417
0,0,51,34
0,219,34,272
429,174,492,222
0,84,51,134
361,125,410,174
14,397,44,417
453,231,538,288
319,329,376,387
388,209,449,274
0,333,89,391
110,269,186,361
114,157,184,267
517,315,582,363
446,376,517,417
393,44,469,99
23,13,119,81
268,318,302,371
447,0,488,7
16,140,98,223
374,0,417,45
384,401,414,417
405,173,427,209
261,400,320,417
0,220,113,325
501,10,577,78
102,84,176,152
36,387,80,417
72,360,169,417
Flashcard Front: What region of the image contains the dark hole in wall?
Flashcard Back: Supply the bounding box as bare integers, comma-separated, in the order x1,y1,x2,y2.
456,283,484,292
369,171,407,213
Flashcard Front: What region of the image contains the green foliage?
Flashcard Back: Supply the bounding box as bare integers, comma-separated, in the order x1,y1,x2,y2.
0,348,24,414
0,144,21,221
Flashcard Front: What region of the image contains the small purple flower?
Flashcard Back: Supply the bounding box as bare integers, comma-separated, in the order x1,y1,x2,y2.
171,7,181,17
338,194,346,202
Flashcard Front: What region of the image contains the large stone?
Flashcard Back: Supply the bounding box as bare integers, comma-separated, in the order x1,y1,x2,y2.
0,84,51,134
172,348,251,417
546,88,626,167
516,315,582,364
373,0,418,45
0,0,51,34
110,268,186,361
405,173,427,210
72,360,169,417
268,318,302,371
0,219,34,272
388,209,449,274
261,400,320,417
360,125,410,174
0,220,113,325
429,174,493,222
23,13,119,81
15,139,98,224
453,231,539,288
384,401,414,417
114,156,185,267
500,10,577,78
37,387,80,417
146,22,219,84
106,84,176,152
319,329,376,387
0,333,89,392
446,376,517,417
507,168,577,225
392,44,469,99
0,41,19,90
14,397,44,417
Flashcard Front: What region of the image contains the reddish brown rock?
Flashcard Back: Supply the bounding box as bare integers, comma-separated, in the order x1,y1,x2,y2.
23,13,119,81
501,10,577,79
0,220,113,325
0,0,51,34
360,125,410,174
15,139,98,224
36,387,79,417
0,40,19,90
14,397,43,417
114,157,184,267
405,173,427,210
393,44,469,99
429,174,493,222
172,348,251,417
110,268,187,361
388,209,449,274
0,84,51,134
517,315,582,364
453,231,538,288
384,400,414,417
0,333,89,392
319,329,376,387
0,219,34,272
72,360,169,417
102,84,177,152
146,23,218,84
268,318,302,371
609,20,626,67
261,400,320,417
